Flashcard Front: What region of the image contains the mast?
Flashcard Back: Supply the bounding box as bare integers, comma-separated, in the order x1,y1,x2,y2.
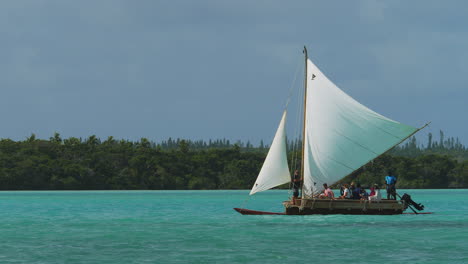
301,46,308,198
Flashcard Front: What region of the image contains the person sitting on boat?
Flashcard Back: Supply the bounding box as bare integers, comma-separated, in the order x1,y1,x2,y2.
385,173,397,200
348,182,355,198
318,183,335,199
337,183,351,199
292,170,302,203
368,184,382,202
360,187,369,200
352,183,362,200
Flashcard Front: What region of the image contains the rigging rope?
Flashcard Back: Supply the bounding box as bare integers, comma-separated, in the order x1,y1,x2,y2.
280,56,302,196
285,56,302,110
292,74,304,173
239,194,251,210
288,58,304,197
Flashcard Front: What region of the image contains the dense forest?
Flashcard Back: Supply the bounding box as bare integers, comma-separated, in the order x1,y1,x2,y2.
0,131,466,190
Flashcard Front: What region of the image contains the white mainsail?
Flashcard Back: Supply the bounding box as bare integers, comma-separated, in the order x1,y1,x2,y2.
250,111,291,195
302,58,418,196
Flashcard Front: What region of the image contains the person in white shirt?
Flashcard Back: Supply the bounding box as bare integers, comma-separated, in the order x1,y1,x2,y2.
338,183,351,199
368,184,382,202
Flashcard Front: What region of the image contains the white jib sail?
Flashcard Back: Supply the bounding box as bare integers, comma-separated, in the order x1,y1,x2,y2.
303,58,418,196
250,111,291,195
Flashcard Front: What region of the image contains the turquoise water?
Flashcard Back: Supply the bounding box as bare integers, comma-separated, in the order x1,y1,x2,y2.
0,190,467,264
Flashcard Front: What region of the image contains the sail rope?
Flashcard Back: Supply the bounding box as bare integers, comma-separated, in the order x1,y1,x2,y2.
289,57,304,196
291,74,304,173
281,56,302,196
285,56,302,110
239,194,251,210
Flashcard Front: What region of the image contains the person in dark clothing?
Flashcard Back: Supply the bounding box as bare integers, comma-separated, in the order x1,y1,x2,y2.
349,182,355,196
292,170,302,204
352,183,362,200
385,173,397,200
360,187,369,200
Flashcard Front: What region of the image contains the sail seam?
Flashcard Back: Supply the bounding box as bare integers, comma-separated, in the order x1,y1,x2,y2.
369,116,412,140
331,129,379,156
328,124,427,186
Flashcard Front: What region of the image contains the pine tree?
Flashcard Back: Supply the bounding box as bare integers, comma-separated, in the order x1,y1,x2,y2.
427,133,432,149
439,130,444,149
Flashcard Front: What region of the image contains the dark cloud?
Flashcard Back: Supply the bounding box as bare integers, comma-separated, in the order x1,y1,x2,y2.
0,0,466,144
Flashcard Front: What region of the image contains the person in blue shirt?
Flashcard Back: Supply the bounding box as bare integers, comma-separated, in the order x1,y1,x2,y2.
385,173,397,200
352,183,362,200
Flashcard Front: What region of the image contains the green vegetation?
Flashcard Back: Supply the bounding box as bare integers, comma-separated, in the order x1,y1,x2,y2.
0,132,466,190
344,130,468,188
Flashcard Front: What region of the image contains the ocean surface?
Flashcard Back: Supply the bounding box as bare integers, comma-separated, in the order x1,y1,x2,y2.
0,189,467,264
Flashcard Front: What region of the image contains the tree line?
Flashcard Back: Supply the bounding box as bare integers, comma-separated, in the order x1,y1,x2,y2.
0,132,466,190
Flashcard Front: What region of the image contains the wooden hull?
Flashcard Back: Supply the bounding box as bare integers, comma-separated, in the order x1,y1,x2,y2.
233,199,411,215
283,198,405,215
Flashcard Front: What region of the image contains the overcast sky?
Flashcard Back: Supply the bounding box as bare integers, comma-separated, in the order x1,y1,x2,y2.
0,0,466,145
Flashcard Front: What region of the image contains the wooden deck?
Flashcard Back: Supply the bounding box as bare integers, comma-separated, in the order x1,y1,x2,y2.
283,198,405,215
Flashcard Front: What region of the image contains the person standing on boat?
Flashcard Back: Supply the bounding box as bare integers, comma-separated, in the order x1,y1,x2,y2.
385,173,397,200
292,170,302,203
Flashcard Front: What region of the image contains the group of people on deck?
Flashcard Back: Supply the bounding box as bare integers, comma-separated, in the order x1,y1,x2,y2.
291,170,398,202
318,182,381,201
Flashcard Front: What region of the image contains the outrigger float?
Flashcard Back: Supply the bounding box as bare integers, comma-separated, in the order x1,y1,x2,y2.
235,47,428,216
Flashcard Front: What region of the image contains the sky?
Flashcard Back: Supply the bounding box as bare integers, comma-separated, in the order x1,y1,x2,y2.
0,0,467,145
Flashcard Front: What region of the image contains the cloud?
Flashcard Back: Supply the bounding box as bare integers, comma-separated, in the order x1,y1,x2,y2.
359,0,387,22
0,0,465,144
